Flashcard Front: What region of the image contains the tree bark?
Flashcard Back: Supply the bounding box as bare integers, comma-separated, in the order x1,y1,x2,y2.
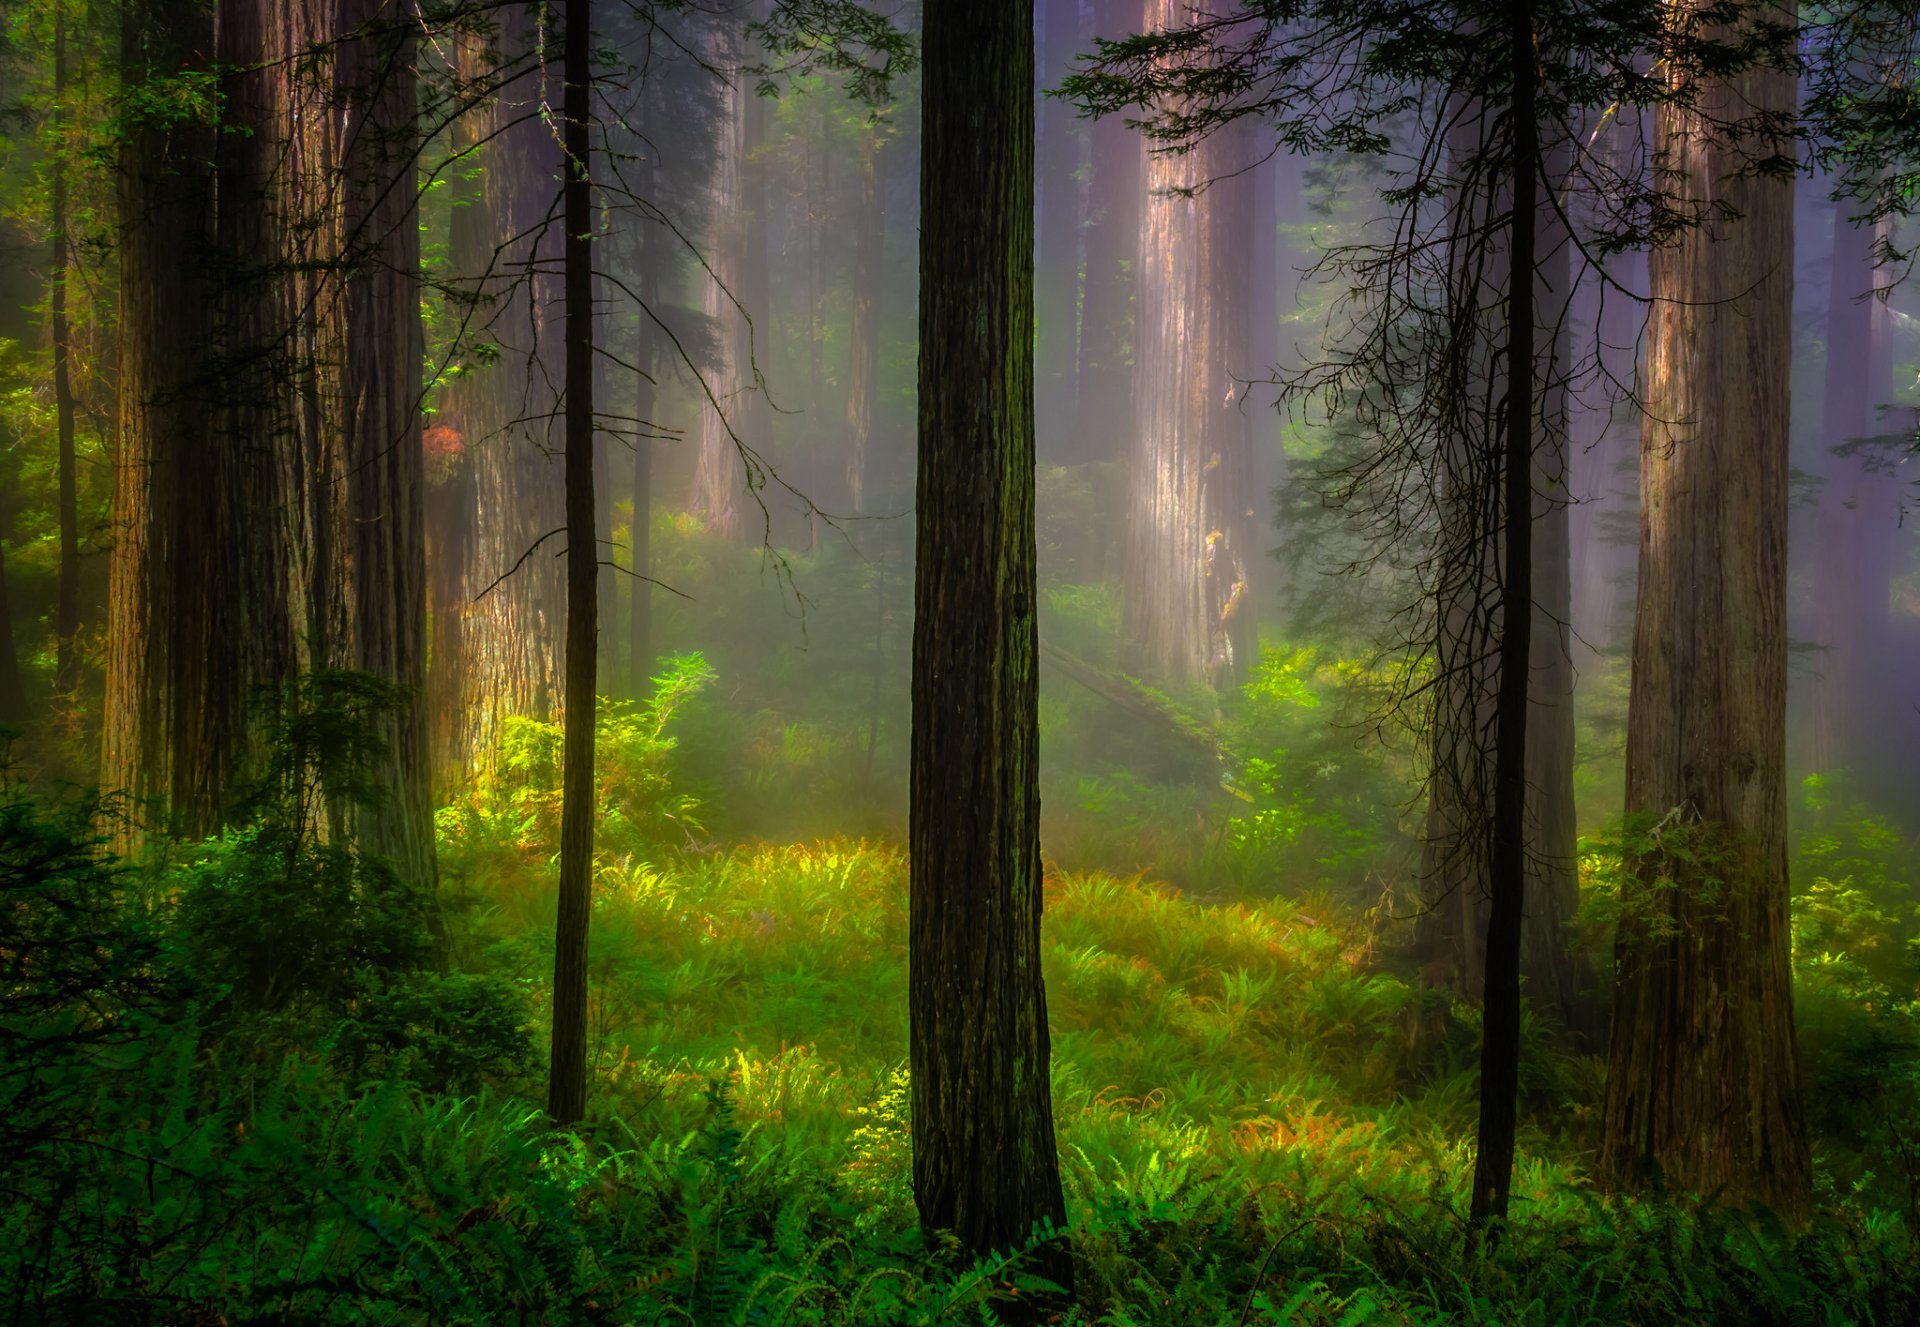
327,0,436,889
845,127,883,515
1122,37,1255,692
104,0,261,843
50,2,80,706
0,478,28,723
911,0,1070,1292
548,0,597,1128
1470,1,1538,1225
1601,0,1811,1218
1418,136,1588,1041
448,12,569,771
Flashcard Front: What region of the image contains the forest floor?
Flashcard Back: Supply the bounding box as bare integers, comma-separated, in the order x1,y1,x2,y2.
11,773,1920,1325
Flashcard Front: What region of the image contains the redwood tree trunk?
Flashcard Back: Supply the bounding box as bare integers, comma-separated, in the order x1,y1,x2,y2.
50,3,80,706
845,128,883,515
449,12,568,771
104,0,258,842
329,0,435,888
911,0,1070,1289
1122,40,1255,691
688,25,768,540
1601,0,1810,1218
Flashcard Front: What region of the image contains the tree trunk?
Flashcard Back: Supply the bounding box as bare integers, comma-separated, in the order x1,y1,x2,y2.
911,0,1071,1293
0,491,28,724
845,128,883,515
104,0,218,841
424,27,487,782
630,229,657,692
548,0,597,1127
450,12,569,770
328,0,436,889
1122,35,1255,692
1471,4,1538,1225
1418,136,1588,1041
50,3,80,706
1074,0,1139,470
1601,0,1811,1218
688,26,752,539
1808,198,1902,797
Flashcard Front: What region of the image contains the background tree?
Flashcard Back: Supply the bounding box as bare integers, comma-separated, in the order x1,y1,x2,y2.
1601,0,1811,1218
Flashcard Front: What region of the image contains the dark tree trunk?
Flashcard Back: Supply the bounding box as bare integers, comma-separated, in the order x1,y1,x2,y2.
0,496,27,724
104,0,262,843
548,0,597,1127
1074,0,1139,470
1601,0,1811,1219
630,229,657,692
845,127,883,515
328,0,436,889
1418,136,1588,1041
1122,39,1255,691
911,0,1070,1293
50,3,80,706
1470,4,1538,1225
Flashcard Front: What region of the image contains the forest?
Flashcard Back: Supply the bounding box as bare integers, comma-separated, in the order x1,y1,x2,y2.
1,0,1918,1321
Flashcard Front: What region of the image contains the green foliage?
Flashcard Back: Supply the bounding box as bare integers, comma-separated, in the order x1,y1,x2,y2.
162,671,531,1091
438,652,715,869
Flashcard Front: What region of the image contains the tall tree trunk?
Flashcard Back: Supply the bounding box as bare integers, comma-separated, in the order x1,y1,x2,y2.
549,0,597,1127
451,13,568,770
1418,136,1587,1040
328,0,436,888
108,0,436,857
104,0,212,838
1601,0,1810,1218
0,485,27,723
425,28,487,782
1808,198,1901,796
1074,0,1139,471
845,127,883,515
1122,30,1255,691
1034,0,1084,460
630,237,657,692
1471,4,1538,1225
688,26,753,539
911,0,1070,1293
50,2,80,706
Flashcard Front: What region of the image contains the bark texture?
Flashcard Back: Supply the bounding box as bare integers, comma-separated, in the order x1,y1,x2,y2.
1601,1,1811,1217
445,12,568,772
106,0,434,882
1122,38,1255,690
103,0,247,841
911,0,1070,1285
